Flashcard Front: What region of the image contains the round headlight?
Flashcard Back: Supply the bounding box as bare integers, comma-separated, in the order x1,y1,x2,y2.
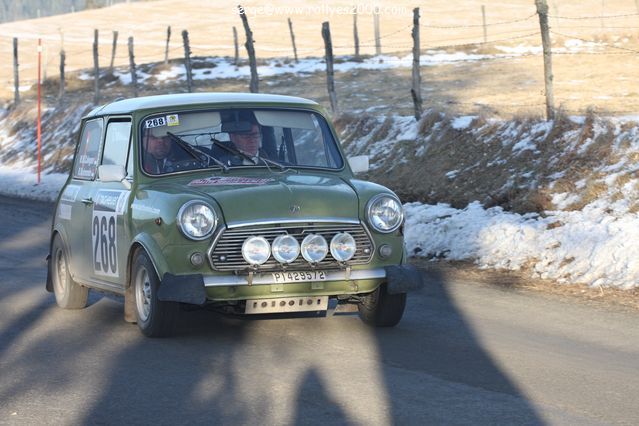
272,235,300,264
177,201,217,240
301,234,328,263
366,194,403,233
330,233,357,262
242,236,271,265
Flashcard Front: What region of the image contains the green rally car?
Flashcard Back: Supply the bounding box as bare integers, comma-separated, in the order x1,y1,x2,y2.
46,93,422,337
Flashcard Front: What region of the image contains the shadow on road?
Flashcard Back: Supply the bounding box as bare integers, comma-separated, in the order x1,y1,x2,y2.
368,267,544,423
0,195,542,423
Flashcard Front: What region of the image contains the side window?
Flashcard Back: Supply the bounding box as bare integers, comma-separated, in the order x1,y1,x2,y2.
101,119,132,169
73,118,103,180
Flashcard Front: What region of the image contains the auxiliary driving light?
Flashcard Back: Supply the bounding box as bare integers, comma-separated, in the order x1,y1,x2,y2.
272,235,300,264
242,236,271,265
300,234,328,263
330,232,357,262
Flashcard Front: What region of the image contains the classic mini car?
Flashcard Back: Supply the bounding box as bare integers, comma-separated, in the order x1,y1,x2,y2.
46,93,422,336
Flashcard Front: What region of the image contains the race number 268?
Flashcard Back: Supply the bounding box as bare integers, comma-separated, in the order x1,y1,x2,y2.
92,213,118,276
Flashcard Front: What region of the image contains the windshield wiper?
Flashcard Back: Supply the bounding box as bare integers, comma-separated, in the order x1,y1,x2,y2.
167,132,229,172
210,138,257,165
258,157,297,173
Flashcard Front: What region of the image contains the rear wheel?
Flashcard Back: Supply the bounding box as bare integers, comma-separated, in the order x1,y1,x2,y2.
132,250,178,337
357,284,406,327
51,235,88,309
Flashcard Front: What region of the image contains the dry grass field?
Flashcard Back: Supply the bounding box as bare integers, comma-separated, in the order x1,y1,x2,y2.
1,0,639,116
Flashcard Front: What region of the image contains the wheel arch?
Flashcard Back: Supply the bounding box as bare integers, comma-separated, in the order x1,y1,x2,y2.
124,235,165,324
127,234,167,289
46,228,70,292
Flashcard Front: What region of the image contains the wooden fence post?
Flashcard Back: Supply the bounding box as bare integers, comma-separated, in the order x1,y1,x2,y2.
128,36,138,97
182,30,193,93
353,6,360,60
321,22,338,114
481,5,488,43
13,37,19,105
233,26,239,66
287,18,298,63
109,30,118,73
411,8,423,120
373,9,381,55
164,26,171,65
239,5,259,93
59,49,65,100
536,0,555,120
93,29,100,104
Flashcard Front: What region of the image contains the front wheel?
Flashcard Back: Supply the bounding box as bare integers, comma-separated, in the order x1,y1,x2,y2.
51,235,88,309
132,250,178,337
357,284,406,327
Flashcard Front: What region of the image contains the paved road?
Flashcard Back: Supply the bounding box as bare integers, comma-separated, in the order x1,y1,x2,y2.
1,195,638,425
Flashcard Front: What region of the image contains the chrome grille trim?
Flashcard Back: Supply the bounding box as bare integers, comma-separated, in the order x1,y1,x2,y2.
207,221,374,271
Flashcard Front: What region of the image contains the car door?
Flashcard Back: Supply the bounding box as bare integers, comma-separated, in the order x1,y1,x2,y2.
85,117,133,290
63,117,105,285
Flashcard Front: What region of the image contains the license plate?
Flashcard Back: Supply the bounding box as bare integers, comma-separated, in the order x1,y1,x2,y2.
245,296,329,314
271,270,327,283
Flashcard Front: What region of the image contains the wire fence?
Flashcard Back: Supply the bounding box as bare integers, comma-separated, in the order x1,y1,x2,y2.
6,3,639,118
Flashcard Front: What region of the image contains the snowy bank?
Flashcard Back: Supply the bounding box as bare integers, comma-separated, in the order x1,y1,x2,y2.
405,201,639,289
0,166,67,203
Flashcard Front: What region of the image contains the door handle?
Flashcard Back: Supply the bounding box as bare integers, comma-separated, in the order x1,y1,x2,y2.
81,198,94,205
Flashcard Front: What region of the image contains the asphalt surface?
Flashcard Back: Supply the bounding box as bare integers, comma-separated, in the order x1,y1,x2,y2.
1,195,638,425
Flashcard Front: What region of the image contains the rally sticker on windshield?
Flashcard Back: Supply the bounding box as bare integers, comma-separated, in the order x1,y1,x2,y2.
92,190,129,277
166,114,180,126
188,177,275,186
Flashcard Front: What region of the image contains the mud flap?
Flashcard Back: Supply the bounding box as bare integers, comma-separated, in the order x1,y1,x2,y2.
45,254,53,292
158,273,207,305
384,264,424,294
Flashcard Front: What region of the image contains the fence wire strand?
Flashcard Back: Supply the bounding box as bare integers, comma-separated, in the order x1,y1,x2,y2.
548,12,639,20
421,13,537,29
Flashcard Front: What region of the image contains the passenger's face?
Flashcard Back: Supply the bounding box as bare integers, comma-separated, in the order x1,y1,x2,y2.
230,124,261,157
147,135,171,159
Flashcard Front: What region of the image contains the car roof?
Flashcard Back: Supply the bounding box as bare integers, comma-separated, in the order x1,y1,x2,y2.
85,92,320,118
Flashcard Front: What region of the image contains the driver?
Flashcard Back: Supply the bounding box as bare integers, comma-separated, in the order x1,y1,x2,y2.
143,129,177,174
228,122,263,165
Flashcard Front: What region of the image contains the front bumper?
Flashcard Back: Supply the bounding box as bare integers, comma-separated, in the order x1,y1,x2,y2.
157,265,423,305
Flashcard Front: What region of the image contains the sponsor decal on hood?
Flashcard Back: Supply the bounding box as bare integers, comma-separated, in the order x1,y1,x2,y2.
188,176,275,186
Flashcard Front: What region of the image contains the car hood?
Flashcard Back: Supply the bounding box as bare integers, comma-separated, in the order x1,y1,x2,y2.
164,173,359,225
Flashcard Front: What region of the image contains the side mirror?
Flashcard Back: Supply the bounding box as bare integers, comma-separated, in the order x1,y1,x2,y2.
98,165,131,189
348,155,369,174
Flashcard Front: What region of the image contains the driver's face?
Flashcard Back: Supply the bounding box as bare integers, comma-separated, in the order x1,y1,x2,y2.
230,124,261,157
147,135,171,159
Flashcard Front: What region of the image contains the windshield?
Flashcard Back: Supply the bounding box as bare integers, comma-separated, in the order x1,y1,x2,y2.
140,108,344,175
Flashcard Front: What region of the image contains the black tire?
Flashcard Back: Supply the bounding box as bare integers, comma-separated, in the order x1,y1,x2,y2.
357,284,406,327
131,250,178,337
51,235,88,309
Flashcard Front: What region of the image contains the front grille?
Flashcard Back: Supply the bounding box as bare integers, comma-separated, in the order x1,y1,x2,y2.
208,222,374,271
